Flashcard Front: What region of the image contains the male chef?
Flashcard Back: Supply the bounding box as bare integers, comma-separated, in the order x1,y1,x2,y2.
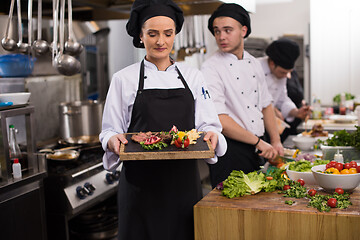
201,3,283,188
258,38,311,125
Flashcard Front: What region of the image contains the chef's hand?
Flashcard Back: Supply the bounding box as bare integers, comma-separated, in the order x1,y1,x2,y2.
107,133,128,155
271,140,284,157
203,131,218,150
295,105,311,120
257,139,278,160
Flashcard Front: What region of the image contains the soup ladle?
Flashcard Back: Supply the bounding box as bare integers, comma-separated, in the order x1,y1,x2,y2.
1,0,17,51
16,0,29,53
33,0,49,55
64,0,83,56
55,0,81,76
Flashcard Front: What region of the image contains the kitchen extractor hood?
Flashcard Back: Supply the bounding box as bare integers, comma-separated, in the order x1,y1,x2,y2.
0,0,223,21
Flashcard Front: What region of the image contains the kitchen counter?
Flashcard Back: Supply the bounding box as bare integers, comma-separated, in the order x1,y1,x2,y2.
297,119,358,133
194,187,360,240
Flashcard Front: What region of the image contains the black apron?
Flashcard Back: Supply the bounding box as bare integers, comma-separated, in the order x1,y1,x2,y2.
118,60,202,240
208,136,262,188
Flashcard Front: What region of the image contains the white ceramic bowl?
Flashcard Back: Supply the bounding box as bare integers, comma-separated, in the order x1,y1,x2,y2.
0,92,31,105
286,168,317,185
311,164,360,192
292,136,316,151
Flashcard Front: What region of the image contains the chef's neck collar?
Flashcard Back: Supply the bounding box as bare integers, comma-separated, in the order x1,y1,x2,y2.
144,56,175,71
222,50,250,61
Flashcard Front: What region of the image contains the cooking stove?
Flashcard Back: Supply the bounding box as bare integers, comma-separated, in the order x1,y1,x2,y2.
43,143,121,240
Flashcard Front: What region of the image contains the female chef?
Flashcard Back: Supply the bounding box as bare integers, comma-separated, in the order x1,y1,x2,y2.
99,0,227,239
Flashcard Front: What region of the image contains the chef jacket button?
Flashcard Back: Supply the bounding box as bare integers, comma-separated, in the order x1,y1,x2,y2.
261,117,263,120
230,63,232,66
252,120,254,123
265,73,268,76
248,61,251,63
144,76,147,79
253,75,255,78
241,92,244,94
177,76,181,79
247,106,249,108
254,90,257,92
255,105,257,107
139,91,142,94
237,77,239,80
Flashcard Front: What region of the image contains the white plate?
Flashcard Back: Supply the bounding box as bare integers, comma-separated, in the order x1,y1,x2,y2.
329,114,357,123
297,133,333,142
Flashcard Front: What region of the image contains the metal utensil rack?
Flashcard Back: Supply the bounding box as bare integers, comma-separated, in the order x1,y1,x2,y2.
0,105,36,180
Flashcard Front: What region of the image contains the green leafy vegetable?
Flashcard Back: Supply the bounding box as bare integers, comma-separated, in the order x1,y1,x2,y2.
285,200,294,205
288,159,329,172
333,93,354,104
307,192,352,212
140,141,168,150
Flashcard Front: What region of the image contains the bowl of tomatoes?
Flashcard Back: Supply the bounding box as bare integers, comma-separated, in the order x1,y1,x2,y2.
311,161,360,192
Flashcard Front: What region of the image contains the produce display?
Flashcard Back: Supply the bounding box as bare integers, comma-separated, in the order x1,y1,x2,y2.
131,125,200,150
218,167,354,212
323,160,360,174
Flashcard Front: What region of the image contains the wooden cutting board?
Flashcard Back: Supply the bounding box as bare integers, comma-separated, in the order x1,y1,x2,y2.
194,187,360,240
119,132,214,160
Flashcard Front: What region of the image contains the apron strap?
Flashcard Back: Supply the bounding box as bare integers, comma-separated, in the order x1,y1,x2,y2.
138,59,190,91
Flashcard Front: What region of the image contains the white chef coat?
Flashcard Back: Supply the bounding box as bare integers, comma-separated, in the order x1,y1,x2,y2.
201,50,273,137
100,59,227,171
258,56,297,122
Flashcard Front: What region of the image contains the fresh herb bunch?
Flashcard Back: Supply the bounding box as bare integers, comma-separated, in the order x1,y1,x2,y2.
307,192,352,212
321,127,360,151
280,181,307,198
140,141,168,150
333,93,354,104
285,200,295,205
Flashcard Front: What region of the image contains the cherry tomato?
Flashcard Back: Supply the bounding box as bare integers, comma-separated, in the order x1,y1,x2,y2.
297,179,305,186
335,162,343,172
350,161,358,168
327,198,337,208
174,140,182,148
356,165,360,173
335,188,344,195
308,189,317,197
329,161,337,168
325,163,331,169
266,176,273,180
174,135,190,148
344,163,351,170
283,185,291,190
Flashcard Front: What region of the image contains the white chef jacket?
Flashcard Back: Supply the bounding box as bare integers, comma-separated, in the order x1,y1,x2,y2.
100,59,227,171
201,50,273,137
258,57,297,122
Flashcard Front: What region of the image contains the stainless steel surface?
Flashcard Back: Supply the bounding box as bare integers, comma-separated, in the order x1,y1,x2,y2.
16,0,29,53
59,100,103,141
0,106,36,180
64,166,119,210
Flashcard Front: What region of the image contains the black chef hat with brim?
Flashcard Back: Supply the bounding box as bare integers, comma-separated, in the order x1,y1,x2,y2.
208,3,251,38
266,38,300,70
126,0,184,48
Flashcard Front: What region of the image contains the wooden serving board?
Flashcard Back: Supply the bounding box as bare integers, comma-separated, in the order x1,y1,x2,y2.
119,132,214,160
194,187,360,240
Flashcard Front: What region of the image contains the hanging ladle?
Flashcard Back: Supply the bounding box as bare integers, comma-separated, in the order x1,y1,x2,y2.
1,0,17,51
33,0,49,55
55,0,81,76
64,0,83,56
16,0,30,53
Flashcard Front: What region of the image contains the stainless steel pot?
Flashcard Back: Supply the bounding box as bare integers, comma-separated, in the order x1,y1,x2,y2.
59,100,103,143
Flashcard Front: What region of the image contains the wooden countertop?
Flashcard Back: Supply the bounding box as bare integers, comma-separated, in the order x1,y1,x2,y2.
194,187,360,240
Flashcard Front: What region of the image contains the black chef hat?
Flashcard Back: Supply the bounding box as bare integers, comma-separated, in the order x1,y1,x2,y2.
208,3,251,38
266,38,300,69
126,0,184,48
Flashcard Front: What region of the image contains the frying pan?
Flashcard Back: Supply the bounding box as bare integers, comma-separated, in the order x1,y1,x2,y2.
40,146,80,161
